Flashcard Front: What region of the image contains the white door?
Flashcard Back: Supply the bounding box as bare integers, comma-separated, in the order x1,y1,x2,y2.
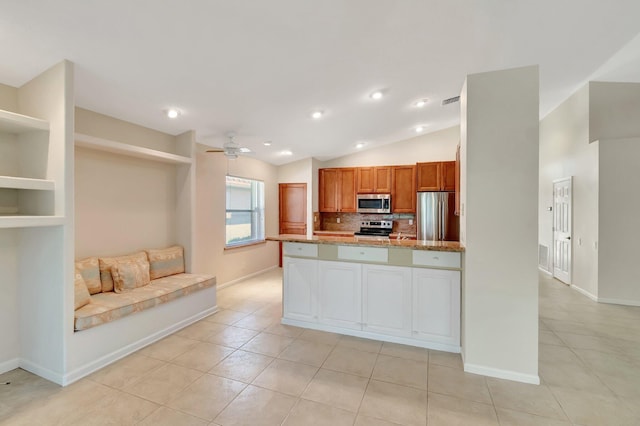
553,177,572,284
412,268,460,346
318,260,362,330
362,265,412,337
283,257,318,322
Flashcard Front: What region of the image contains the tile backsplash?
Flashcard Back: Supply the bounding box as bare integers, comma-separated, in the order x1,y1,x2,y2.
320,212,416,235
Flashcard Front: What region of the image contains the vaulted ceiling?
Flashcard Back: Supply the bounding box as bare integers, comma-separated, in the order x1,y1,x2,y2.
1,1,639,164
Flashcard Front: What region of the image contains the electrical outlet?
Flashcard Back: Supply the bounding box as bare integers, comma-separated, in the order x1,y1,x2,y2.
337,217,340,224
409,219,413,225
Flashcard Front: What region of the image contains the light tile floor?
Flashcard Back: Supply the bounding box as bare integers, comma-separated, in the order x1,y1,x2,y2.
1,269,639,425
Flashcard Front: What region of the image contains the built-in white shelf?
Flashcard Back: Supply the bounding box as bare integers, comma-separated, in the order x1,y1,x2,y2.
0,109,49,133
75,133,192,165
0,176,55,191
0,215,65,228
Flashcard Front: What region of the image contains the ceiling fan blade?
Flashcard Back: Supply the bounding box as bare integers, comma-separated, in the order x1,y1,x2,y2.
205,148,225,153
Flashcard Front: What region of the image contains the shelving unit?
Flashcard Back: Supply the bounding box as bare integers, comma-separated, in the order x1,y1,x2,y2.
0,109,49,133
75,133,192,164
0,108,56,226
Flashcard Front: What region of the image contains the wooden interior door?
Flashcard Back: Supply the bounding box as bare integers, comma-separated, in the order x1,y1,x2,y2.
279,183,307,234
553,177,572,284
279,183,307,267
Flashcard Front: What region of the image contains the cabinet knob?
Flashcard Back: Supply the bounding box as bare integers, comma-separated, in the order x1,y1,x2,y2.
360,252,365,255
433,256,439,260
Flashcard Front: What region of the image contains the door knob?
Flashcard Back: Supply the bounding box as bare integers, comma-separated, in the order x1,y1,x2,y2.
566,236,571,240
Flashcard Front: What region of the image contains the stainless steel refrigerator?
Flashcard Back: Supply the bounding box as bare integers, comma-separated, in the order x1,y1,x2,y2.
416,192,460,241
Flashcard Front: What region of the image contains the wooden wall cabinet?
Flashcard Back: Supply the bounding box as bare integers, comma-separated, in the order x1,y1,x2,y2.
391,165,416,213
357,166,391,193
319,168,356,212
416,161,456,192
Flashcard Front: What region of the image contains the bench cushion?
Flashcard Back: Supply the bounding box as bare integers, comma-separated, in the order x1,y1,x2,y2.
74,273,216,331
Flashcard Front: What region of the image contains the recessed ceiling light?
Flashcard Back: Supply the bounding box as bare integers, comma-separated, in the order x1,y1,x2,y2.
370,91,383,100
263,141,272,146
415,126,425,133
239,147,251,153
281,150,293,156
415,99,428,108
311,111,323,119
355,142,366,149
166,108,180,119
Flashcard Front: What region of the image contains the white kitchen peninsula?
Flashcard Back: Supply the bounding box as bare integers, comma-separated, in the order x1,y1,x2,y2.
267,235,464,353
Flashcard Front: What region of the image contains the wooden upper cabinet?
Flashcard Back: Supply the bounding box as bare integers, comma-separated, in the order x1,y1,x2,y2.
356,166,391,193
319,168,338,212
391,165,416,213
416,162,440,191
417,161,456,191
338,168,357,212
441,161,456,191
319,168,356,212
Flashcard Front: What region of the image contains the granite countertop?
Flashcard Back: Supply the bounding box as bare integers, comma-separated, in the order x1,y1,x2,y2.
267,234,464,252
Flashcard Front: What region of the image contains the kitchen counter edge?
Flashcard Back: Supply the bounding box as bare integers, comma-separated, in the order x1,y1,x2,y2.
267,234,465,252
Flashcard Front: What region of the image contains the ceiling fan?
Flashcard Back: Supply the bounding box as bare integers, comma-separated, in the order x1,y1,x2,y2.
205,132,251,159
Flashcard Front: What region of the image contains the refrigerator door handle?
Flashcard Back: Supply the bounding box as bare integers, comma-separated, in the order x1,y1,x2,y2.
440,198,445,240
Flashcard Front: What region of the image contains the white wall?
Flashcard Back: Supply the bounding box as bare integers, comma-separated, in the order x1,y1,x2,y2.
589,82,640,141
598,137,640,303
278,158,314,236
461,65,539,384
0,83,17,111
320,126,459,168
538,85,599,297
194,146,279,285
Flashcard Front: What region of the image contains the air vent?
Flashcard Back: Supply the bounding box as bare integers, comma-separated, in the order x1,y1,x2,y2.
538,244,549,270
441,96,460,106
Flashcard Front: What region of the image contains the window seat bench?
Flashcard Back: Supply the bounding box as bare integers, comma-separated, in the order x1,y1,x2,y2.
74,273,216,331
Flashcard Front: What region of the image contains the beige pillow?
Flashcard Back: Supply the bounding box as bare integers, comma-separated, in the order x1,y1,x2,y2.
75,257,102,295
111,259,151,293
74,270,92,310
99,251,148,292
146,245,185,280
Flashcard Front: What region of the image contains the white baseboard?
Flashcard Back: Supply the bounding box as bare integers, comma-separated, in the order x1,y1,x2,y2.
0,358,20,375
538,267,552,276
570,285,598,302
281,318,461,354
20,359,64,385
464,362,540,385
62,306,218,386
217,265,279,290
597,297,640,307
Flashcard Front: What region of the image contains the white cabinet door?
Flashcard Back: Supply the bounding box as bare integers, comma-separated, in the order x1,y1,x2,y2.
283,256,318,322
318,260,362,330
412,268,460,345
363,264,412,337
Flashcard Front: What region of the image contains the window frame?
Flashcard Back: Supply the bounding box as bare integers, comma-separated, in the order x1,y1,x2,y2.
224,175,265,248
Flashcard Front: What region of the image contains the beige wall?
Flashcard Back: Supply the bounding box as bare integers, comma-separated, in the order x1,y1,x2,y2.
74,109,180,258
194,147,279,285
590,82,640,141
598,137,640,303
461,66,539,383
75,108,176,153
0,229,19,365
320,126,459,168
0,83,18,111
538,85,599,297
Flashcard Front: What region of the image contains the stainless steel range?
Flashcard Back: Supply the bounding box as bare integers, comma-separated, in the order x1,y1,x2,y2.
354,220,393,239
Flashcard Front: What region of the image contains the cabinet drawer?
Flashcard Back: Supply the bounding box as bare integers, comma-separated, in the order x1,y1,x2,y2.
284,242,318,258
338,246,388,263
412,251,460,268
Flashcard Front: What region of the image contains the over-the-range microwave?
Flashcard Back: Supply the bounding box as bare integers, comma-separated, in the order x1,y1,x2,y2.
357,194,391,214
